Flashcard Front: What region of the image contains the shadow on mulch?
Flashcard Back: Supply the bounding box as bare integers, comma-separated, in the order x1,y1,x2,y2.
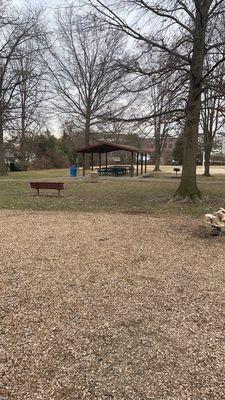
192,224,225,240
124,210,159,216
26,192,72,198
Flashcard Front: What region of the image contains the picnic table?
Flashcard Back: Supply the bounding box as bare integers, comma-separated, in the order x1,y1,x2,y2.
98,166,132,176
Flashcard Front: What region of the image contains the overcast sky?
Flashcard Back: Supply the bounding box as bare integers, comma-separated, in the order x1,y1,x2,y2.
15,0,57,5
14,0,65,8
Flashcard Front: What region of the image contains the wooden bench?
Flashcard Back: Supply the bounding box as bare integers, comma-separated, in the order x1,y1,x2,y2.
30,182,64,196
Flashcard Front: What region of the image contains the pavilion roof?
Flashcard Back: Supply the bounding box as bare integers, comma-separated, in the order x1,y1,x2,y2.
76,142,149,154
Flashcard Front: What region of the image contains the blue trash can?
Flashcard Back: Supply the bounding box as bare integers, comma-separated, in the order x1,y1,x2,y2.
70,165,77,177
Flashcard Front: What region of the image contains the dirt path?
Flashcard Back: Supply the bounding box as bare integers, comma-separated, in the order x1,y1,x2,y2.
1,210,224,400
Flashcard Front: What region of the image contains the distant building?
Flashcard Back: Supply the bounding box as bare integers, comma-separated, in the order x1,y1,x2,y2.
212,134,225,155
141,137,177,163
222,136,225,154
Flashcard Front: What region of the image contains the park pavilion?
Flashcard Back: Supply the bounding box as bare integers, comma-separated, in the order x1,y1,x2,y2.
76,142,150,177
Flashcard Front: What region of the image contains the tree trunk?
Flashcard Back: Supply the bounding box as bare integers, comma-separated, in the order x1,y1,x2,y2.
85,120,90,146
20,99,27,168
0,117,7,176
203,141,212,177
84,110,91,168
175,3,209,200
154,129,161,171
154,152,161,171
175,81,202,198
85,106,91,147
20,137,26,166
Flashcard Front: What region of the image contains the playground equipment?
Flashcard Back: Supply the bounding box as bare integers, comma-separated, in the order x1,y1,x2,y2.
204,208,225,236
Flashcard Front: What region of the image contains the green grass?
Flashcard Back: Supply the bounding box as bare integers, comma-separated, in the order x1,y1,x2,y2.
0,168,225,216
0,168,70,180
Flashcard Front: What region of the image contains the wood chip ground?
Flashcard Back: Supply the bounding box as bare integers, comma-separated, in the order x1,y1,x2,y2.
1,210,224,400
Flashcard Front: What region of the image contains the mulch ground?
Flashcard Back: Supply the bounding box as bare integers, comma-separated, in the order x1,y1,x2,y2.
1,210,224,400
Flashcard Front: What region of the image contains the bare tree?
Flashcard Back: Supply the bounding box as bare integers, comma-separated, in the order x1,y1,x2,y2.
201,80,225,176
87,0,225,199
146,70,183,171
0,2,46,175
200,31,225,176
10,43,49,168
49,8,126,147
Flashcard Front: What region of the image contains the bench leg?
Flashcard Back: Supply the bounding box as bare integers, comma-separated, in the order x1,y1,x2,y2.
58,189,60,196
37,188,39,196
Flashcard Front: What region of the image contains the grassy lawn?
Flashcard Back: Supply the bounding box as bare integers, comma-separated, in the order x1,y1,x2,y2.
0,168,225,216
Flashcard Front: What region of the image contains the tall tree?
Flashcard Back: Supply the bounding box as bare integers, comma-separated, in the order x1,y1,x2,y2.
88,0,225,199
10,43,49,168
148,72,182,171
49,8,125,147
0,2,45,175
201,58,225,176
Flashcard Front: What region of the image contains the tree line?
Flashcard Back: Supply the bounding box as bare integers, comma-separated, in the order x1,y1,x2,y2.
1,0,225,199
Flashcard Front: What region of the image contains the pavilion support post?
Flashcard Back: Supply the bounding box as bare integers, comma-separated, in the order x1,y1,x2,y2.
82,152,85,176
136,153,139,176
99,153,101,173
131,152,134,177
144,154,147,173
91,151,94,171
141,153,143,175
106,152,108,169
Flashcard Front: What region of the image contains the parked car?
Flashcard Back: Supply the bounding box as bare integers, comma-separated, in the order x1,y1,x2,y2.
167,159,180,165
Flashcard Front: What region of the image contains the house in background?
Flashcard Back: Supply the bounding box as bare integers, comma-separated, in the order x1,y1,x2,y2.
211,134,225,156
141,137,177,164
223,137,225,154
217,135,225,155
